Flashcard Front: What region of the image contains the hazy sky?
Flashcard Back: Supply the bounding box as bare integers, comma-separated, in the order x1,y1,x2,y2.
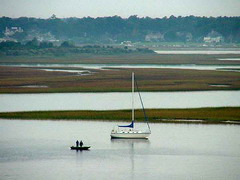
1,0,240,18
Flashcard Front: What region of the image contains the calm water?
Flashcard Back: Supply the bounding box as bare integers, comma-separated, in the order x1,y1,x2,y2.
218,58,240,61
0,120,239,180
1,91,240,112
155,50,240,54
2,63,240,71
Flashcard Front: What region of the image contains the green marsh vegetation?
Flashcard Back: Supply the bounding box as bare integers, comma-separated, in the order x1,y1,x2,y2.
0,107,239,124
0,52,240,93
0,65,240,93
1,52,240,65
0,40,154,57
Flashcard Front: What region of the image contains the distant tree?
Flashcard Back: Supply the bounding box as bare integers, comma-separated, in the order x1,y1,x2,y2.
60,41,73,47
0,41,21,49
12,31,27,41
50,14,57,19
164,31,177,42
39,41,54,48
0,16,240,43
25,37,39,48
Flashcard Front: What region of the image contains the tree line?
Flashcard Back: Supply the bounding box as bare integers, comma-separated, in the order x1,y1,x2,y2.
0,15,240,43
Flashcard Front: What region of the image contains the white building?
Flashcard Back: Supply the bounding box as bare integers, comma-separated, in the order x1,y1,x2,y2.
145,32,164,42
203,30,224,43
4,27,23,37
121,41,133,47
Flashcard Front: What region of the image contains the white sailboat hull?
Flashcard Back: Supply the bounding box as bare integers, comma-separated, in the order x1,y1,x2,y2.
111,132,150,139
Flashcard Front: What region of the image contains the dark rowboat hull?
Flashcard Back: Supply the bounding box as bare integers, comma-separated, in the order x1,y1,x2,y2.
70,146,90,150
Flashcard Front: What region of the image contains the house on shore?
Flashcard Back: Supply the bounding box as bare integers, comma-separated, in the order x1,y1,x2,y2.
203,30,224,44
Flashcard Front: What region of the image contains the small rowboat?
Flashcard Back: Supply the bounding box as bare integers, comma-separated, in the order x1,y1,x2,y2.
70,146,91,150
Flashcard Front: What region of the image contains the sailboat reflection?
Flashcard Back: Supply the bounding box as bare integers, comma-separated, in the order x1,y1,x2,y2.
111,138,150,144
111,138,150,177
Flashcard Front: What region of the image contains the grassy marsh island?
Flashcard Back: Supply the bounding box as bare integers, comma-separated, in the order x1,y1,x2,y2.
1,53,240,65
0,65,240,93
0,107,240,124
1,53,240,93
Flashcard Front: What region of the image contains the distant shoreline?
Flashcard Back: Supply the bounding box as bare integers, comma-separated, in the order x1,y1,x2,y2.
0,107,239,125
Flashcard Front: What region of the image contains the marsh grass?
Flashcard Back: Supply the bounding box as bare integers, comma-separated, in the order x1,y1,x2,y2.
1,53,240,65
0,107,239,124
1,53,240,93
1,66,240,93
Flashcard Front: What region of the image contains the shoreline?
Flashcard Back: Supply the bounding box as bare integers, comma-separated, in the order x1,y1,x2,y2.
0,107,239,125
0,89,240,94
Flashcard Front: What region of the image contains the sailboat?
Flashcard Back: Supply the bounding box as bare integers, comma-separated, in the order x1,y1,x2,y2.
110,72,151,139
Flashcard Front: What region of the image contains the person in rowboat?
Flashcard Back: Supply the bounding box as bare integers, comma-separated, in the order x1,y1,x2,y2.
80,140,83,147
76,140,79,147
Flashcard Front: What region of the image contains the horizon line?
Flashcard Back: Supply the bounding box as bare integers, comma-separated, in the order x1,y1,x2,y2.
1,15,240,20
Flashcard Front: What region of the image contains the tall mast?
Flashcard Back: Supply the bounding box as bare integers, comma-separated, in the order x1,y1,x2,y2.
132,72,134,122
